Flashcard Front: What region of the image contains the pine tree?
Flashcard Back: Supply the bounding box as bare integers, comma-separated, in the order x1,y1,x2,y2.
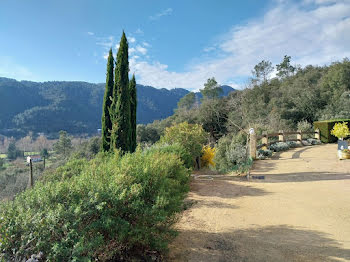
101,48,114,151
111,31,131,152
129,74,137,152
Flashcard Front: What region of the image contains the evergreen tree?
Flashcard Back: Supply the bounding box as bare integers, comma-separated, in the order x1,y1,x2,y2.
101,48,114,151
129,74,137,152
53,130,72,158
111,32,131,152
200,77,223,100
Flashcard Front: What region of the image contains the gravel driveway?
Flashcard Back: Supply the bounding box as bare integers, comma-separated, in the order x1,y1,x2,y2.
168,144,350,262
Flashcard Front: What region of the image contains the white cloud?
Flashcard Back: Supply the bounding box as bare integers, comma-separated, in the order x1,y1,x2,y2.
115,43,120,50
96,36,114,49
87,31,94,36
129,47,136,54
142,42,150,47
128,36,136,43
149,8,173,20
135,45,147,55
131,0,350,91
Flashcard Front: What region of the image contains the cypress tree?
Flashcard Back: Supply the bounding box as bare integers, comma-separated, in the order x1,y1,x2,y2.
101,48,114,151
129,74,137,152
111,31,131,152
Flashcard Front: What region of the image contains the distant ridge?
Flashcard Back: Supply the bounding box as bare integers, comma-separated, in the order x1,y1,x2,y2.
0,77,235,137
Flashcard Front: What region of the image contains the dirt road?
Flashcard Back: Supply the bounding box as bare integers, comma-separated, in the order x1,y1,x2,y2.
168,144,350,262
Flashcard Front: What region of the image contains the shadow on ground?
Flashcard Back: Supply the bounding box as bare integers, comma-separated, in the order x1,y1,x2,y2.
169,225,350,262
249,172,350,183
190,179,271,199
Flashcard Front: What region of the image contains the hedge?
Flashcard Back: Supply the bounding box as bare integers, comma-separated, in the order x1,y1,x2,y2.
314,119,350,143
0,149,190,261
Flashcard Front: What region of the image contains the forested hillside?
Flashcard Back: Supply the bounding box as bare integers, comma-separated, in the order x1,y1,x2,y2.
0,77,235,138
138,58,350,144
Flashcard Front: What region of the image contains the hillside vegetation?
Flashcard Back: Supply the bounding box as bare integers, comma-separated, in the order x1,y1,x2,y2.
0,77,234,138
138,58,350,144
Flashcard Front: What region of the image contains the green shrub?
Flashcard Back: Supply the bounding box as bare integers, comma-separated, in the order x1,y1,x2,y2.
41,158,88,183
307,138,322,145
146,142,193,169
297,120,312,132
160,122,208,162
214,136,248,173
269,142,290,152
257,149,273,159
286,141,299,148
0,149,190,261
314,119,350,143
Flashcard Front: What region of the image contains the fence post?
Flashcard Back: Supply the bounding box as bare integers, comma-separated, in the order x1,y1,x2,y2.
262,131,268,150
278,130,284,142
297,130,302,145
315,128,320,140
28,159,33,189
249,128,257,159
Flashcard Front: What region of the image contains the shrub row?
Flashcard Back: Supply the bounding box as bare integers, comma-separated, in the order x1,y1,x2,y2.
0,146,191,261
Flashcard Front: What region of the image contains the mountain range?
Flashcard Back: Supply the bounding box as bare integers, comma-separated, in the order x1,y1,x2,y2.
0,77,234,138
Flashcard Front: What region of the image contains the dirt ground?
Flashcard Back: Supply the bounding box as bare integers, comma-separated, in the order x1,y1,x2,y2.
168,144,350,262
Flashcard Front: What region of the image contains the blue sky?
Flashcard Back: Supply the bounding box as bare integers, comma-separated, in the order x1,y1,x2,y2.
0,0,349,91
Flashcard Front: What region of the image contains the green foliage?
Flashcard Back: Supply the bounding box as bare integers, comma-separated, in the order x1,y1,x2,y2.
177,92,196,110
0,77,191,138
200,77,223,100
7,141,23,160
129,74,137,152
101,48,114,152
53,130,72,157
257,149,273,159
0,158,4,168
198,98,228,141
286,141,299,148
111,32,131,152
269,142,290,152
214,135,247,173
0,167,28,200
72,136,101,160
40,148,49,158
276,55,296,78
41,158,88,183
314,119,350,143
252,60,274,83
160,122,208,161
0,148,190,261
297,120,312,132
146,142,193,169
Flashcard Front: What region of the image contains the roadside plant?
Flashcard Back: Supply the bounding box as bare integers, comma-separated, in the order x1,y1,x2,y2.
257,149,273,159
160,122,208,162
286,141,299,148
331,122,350,140
201,145,216,167
214,136,247,173
269,142,290,152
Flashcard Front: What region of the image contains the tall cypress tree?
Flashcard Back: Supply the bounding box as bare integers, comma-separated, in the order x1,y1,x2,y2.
129,74,137,152
101,48,114,151
111,31,131,152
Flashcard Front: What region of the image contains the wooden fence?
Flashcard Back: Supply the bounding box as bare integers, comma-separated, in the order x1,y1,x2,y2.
249,129,320,159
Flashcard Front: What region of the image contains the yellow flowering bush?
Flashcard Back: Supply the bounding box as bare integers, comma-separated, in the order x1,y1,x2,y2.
331,122,350,139
201,145,216,167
